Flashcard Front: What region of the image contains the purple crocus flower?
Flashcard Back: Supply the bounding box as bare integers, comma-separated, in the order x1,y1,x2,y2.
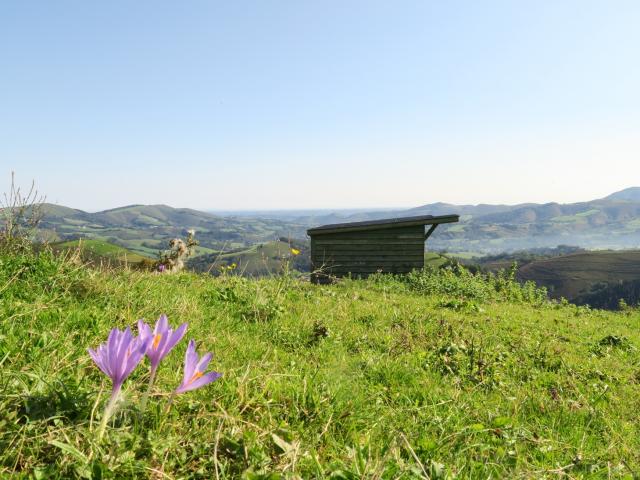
88,327,149,439
137,315,187,411
138,314,187,375
158,264,166,273
88,327,148,393
175,340,221,394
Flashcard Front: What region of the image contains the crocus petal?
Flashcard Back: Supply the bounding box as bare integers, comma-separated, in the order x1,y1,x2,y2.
106,328,119,363
122,336,148,379
115,327,134,380
182,340,199,384
137,319,152,340
155,314,169,335
113,328,129,381
88,348,109,377
164,323,188,355
174,340,221,395
140,315,187,369
88,326,149,390
175,371,221,394
194,352,213,374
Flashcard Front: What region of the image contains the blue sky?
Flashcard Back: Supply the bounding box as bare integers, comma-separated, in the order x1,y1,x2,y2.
1,1,639,210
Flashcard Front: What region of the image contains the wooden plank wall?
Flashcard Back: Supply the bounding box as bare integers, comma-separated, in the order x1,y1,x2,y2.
310,225,425,280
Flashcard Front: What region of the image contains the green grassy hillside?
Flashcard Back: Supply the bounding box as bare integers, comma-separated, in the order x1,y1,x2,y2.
517,250,640,301
188,240,309,276
53,239,150,264
1,249,639,478
189,242,449,278
213,240,307,275
37,203,309,256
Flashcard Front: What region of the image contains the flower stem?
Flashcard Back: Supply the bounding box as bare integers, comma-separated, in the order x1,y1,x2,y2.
164,391,176,415
139,365,158,413
97,384,121,441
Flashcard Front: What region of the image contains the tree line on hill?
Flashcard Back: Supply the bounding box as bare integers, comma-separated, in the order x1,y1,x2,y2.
574,280,640,310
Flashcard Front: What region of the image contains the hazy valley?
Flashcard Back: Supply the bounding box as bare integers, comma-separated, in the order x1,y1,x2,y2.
42,187,640,257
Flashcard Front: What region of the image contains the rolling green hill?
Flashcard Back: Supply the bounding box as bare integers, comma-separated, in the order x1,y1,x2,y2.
516,250,640,301
53,239,150,264
36,203,309,258
30,187,640,260
92,204,220,227
472,246,586,273
605,186,640,202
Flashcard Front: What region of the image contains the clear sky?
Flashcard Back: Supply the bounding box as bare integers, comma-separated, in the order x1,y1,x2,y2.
1,1,639,211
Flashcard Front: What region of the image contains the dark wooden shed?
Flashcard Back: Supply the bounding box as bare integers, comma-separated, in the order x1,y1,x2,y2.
307,214,459,282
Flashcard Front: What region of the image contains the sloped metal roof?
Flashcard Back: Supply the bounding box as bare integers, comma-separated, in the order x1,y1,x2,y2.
307,214,459,235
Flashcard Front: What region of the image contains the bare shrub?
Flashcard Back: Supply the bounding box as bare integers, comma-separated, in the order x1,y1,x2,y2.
0,172,46,253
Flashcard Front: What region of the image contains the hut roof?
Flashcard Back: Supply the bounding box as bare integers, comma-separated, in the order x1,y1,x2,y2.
307,214,459,236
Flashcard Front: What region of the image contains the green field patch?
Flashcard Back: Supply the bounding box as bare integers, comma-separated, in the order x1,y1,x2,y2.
447,224,465,233
575,209,600,217
61,217,89,226
550,209,598,223
424,252,448,267
551,215,585,223
191,246,217,257
134,214,164,226
625,218,640,230
450,251,483,259
118,242,161,258
55,239,150,263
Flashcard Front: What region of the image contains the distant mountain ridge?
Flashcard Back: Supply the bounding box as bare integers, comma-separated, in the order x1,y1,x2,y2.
273,187,640,253
287,188,639,225
604,187,640,202
28,186,640,256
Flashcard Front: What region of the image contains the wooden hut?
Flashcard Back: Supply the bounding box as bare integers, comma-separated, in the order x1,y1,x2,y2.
307,214,459,282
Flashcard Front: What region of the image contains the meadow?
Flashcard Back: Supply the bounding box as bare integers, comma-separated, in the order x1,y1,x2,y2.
1,247,639,478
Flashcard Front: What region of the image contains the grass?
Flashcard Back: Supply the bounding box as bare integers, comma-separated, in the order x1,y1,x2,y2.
216,240,293,269
424,252,448,268
1,249,639,478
